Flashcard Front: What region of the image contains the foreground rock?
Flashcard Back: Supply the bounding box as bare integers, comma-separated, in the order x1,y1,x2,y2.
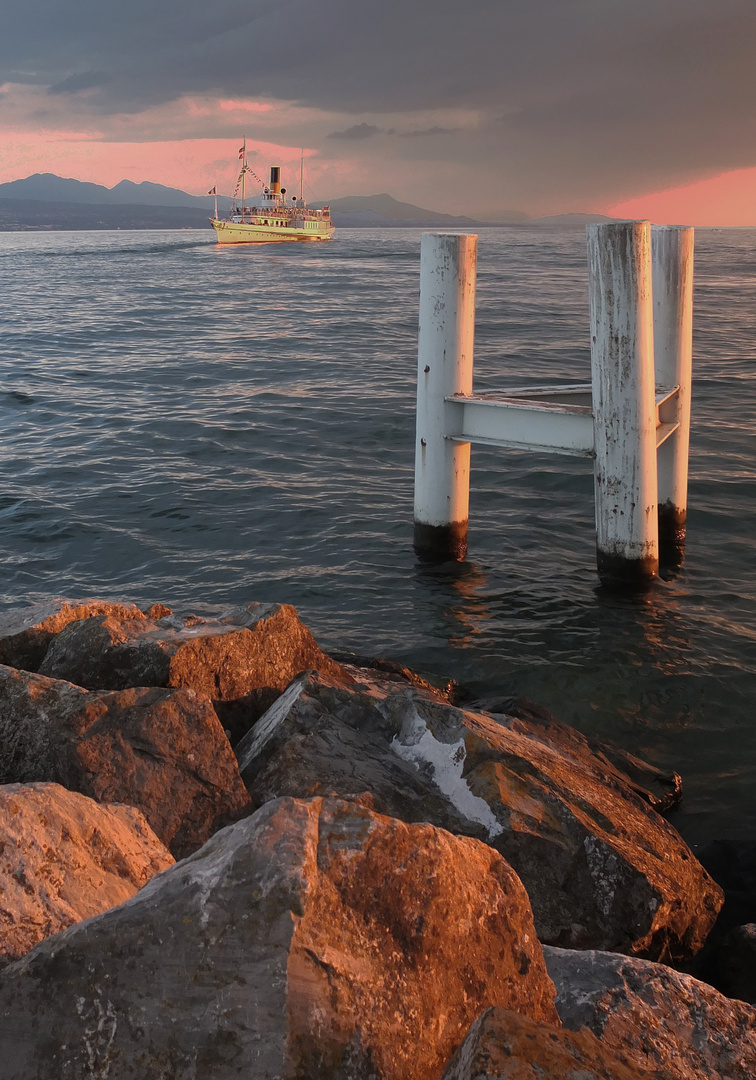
237,669,722,960
37,602,348,738
0,782,173,965
440,1006,651,1080
472,694,682,813
0,598,147,672
0,796,558,1079
0,665,251,858
544,944,756,1080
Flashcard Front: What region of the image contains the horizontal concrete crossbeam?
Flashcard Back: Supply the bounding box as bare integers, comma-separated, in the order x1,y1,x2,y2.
444,383,680,458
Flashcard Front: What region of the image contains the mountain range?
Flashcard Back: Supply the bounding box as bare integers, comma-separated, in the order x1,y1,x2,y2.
0,174,227,209
0,173,615,230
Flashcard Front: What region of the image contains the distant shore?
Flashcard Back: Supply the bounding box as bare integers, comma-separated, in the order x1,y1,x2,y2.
0,196,616,232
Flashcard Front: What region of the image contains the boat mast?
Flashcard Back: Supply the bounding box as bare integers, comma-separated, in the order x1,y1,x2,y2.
300,149,304,206
241,139,246,223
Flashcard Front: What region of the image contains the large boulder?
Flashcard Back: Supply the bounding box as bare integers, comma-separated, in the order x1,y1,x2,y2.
237,669,722,960
440,1006,651,1080
0,665,251,858
0,782,173,965
0,598,147,672
37,602,348,743
0,796,558,1080
543,944,756,1080
471,694,682,813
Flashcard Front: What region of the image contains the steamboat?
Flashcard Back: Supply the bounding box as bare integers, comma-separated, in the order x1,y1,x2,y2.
210,143,334,245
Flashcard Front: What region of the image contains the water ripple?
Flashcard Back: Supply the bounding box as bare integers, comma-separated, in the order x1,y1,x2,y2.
0,225,755,846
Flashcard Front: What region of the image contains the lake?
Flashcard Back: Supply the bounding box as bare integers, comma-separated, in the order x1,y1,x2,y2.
0,224,754,850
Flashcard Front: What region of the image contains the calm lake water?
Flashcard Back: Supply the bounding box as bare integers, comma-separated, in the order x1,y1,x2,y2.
0,225,754,850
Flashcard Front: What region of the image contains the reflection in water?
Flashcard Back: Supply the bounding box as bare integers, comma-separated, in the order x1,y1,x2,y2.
409,548,753,848
413,558,494,650
592,580,690,673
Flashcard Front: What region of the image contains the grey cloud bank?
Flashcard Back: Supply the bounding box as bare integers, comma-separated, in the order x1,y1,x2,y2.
2,0,755,214
327,123,382,141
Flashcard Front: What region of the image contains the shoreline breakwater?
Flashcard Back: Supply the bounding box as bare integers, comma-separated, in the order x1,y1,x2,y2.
0,596,754,1078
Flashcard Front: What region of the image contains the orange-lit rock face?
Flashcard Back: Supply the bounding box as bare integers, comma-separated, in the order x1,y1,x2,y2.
0,598,147,672
440,1006,652,1080
0,797,558,1079
544,946,756,1080
287,799,559,1080
0,666,251,859
35,602,348,742
238,669,722,961
0,782,173,965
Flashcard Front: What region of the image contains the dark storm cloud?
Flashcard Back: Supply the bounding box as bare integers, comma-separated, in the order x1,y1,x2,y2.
48,71,111,95
397,128,454,138
327,123,382,140
2,0,756,202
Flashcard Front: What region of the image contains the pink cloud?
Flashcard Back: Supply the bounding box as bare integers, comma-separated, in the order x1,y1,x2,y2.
219,100,274,113
604,168,756,227
0,135,319,196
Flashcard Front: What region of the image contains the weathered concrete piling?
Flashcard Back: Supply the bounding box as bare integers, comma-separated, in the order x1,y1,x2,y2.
653,224,694,567
413,223,694,587
588,220,659,585
413,232,477,560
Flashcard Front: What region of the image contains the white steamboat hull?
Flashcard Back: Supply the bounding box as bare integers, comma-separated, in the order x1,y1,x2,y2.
211,219,334,245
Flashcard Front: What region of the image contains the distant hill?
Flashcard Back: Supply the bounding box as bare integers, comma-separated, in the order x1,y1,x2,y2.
529,212,618,226
311,198,617,227
0,176,490,222
310,193,532,225
0,173,611,231
0,173,232,211
0,199,217,231
310,193,485,225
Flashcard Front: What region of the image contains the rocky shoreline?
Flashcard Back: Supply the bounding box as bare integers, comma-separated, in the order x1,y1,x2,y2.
0,597,753,1078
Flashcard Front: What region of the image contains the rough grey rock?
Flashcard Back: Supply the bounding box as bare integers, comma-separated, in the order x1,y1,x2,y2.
0,665,251,858
238,672,473,829
0,598,146,672
440,1006,653,1080
0,795,559,1080
38,601,349,743
237,669,722,960
472,694,682,813
0,782,173,965
543,944,756,1080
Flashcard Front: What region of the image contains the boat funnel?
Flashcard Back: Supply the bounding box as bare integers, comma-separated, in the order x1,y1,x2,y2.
269,167,281,194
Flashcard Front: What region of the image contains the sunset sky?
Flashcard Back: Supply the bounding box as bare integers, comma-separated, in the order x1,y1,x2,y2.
1,0,755,223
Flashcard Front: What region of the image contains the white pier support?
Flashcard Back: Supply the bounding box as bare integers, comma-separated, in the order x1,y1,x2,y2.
653,225,694,566
588,220,659,585
412,222,694,587
414,232,477,560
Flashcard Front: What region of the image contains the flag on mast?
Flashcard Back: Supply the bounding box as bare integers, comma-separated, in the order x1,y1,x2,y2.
207,186,216,195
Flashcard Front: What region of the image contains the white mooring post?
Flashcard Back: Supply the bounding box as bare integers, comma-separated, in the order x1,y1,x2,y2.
587,220,659,586
413,232,477,560
652,225,694,567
